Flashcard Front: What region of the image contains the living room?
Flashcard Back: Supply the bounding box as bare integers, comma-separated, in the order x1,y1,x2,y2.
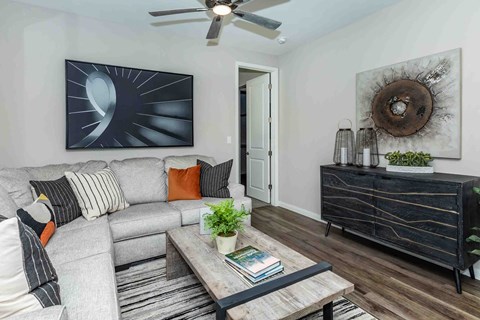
1,0,480,319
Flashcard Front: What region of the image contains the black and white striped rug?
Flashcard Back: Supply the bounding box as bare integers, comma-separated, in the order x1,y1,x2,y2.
116,258,376,320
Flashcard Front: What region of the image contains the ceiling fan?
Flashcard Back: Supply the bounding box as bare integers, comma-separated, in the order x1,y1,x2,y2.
149,0,282,40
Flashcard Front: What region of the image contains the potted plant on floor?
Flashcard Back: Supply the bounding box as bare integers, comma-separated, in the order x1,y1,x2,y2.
467,187,480,256
385,150,434,173
204,199,249,254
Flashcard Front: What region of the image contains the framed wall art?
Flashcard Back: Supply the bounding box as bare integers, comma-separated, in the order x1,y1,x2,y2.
356,48,461,159
66,60,194,149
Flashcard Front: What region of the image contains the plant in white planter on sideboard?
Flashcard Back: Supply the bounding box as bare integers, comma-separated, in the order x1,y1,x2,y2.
385,150,434,173
204,199,249,254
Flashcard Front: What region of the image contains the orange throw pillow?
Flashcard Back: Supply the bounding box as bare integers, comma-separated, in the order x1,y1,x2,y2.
168,165,202,201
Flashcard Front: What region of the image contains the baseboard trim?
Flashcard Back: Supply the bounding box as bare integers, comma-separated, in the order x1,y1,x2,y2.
277,201,324,222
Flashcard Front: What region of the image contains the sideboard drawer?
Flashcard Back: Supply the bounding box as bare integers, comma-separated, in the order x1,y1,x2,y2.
322,168,375,235
375,221,458,266
375,177,460,212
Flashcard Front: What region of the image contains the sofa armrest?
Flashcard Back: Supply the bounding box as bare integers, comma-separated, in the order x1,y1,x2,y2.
228,183,245,199
8,306,68,320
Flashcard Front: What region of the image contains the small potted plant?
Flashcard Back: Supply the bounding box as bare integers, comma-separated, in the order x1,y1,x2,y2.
204,199,249,254
385,150,434,173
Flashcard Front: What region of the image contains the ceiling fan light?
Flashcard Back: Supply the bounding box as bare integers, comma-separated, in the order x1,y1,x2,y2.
213,5,232,16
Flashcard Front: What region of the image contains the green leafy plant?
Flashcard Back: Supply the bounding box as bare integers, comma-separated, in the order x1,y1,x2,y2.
468,188,480,256
204,199,249,239
385,151,433,167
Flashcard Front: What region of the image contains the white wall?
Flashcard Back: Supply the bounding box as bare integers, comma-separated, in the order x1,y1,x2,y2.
0,0,277,176
278,0,480,219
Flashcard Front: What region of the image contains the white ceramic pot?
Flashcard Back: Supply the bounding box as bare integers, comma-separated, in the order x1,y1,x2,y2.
215,231,238,254
386,165,434,173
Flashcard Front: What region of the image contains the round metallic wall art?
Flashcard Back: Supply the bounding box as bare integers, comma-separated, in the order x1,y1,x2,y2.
371,79,433,137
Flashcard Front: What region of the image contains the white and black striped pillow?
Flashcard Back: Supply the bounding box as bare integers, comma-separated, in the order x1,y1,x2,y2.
0,215,61,318
65,168,129,221
197,159,232,198
30,176,81,227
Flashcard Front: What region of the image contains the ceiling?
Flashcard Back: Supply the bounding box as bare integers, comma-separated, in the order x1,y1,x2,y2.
12,0,401,55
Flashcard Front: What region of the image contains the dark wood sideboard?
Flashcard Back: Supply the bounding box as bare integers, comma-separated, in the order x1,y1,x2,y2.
320,164,480,294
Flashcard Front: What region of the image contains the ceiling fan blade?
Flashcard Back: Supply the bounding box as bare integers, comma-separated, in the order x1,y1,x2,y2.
233,10,281,30
149,8,208,17
206,15,223,39
233,0,253,4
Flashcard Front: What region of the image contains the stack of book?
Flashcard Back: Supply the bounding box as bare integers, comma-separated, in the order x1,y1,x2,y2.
225,246,283,286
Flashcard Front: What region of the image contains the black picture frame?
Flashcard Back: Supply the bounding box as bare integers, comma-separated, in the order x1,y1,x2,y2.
65,59,194,149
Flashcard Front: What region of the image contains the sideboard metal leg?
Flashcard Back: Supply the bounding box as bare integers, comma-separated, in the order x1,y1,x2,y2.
453,268,462,294
325,222,332,237
469,266,476,280
323,301,333,320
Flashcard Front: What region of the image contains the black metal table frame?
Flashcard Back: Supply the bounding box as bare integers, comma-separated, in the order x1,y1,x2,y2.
215,261,334,320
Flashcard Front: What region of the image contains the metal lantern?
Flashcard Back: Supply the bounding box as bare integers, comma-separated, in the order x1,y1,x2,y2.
333,119,355,166
355,127,379,168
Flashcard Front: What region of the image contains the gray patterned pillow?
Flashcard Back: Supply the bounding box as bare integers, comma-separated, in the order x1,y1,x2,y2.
197,159,232,198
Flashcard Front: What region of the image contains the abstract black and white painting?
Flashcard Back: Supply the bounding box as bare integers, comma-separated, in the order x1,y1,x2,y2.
66,60,193,149
356,49,461,159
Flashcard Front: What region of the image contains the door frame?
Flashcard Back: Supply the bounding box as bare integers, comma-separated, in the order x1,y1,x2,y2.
235,62,279,206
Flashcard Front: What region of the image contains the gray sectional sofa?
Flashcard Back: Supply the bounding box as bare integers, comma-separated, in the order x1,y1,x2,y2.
0,155,251,320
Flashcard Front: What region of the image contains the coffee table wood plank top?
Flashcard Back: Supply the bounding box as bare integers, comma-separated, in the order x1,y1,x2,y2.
167,225,353,320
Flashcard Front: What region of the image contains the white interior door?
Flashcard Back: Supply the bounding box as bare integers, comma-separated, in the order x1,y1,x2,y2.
246,73,270,203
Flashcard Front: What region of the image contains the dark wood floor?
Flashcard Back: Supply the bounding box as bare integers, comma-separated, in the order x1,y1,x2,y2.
251,206,480,320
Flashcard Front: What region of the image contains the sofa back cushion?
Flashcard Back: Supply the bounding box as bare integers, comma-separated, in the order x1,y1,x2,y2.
164,155,216,174
109,157,167,204
0,185,18,218
0,161,107,207
25,161,107,181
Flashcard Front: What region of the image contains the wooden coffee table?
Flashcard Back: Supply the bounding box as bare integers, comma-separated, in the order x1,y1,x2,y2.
166,225,354,320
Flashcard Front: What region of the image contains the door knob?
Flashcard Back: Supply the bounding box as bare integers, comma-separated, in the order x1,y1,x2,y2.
246,152,250,155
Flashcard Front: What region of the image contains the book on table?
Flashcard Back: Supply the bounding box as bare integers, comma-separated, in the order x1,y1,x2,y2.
225,245,282,277
226,260,284,285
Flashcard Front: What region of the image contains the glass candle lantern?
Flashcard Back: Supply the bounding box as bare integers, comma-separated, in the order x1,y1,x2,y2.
333,119,355,166
355,128,379,168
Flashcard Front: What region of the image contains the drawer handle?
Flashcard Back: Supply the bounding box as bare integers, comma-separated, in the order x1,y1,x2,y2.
381,176,392,180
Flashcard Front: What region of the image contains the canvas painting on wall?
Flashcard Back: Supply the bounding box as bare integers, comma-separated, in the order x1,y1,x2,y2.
356,48,461,159
66,60,194,149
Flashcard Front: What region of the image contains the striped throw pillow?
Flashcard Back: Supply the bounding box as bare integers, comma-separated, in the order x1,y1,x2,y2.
197,159,232,198
30,176,82,227
65,168,129,221
0,215,61,318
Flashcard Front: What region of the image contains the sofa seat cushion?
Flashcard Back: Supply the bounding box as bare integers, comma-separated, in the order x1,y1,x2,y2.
55,214,107,233
113,233,166,266
7,305,68,320
108,202,181,242
45,217,113,266
110,157,167,204
170,197,252,226
56,253,120,320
